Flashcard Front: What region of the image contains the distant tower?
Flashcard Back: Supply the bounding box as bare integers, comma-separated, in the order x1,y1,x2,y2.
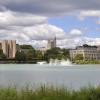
47,37,56,49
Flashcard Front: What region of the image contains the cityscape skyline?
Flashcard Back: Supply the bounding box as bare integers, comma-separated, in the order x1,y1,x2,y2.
0,39,100,60
0,0,99,48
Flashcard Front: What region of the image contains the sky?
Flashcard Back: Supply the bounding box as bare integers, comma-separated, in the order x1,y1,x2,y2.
0,0,100,48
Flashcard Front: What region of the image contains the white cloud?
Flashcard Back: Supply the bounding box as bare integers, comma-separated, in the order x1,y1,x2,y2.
23,24,66,40
0,20,99,48
70,29,82,36
79,10,100,20
84,37,100,46
0,23,66,44
57,37,100,48
80,10,100,17
0,0,99,48
0,22,99,48
0,10,48,27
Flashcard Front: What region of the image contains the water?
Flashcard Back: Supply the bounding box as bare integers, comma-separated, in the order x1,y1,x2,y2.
0,64,100,89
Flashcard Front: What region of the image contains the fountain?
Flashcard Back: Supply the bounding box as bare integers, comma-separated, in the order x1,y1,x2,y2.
37,59,72,66
60,59,72,65
37,61,47,65
49,59,72,66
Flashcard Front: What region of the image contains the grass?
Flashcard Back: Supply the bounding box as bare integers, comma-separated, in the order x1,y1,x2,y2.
0,85,100,100
75,60,100,64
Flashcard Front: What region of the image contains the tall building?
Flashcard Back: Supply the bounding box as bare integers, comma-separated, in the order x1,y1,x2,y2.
47,37,56,49
70,45,100,61
2,40,16,58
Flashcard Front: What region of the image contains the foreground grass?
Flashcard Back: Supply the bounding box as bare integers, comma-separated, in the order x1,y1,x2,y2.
0,85,100,100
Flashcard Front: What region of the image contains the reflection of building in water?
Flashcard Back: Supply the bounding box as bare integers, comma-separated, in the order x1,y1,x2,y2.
47,37,56,49
70,45,100,61
1,40,16,58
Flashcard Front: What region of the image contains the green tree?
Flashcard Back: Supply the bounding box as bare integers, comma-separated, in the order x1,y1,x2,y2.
0,49,3,54
74,54,83,61
62,48,70,59
20,45,33,49
35,50,43,60
15,51,26,62
1,54,7,59
26,49,35,60
44,47,63,61
0,49,7,59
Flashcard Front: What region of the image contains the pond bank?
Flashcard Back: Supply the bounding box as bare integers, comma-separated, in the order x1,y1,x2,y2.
0,85,100,100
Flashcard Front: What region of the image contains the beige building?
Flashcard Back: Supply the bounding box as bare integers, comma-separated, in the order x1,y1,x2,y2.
2,40,16,58
70,46,100,61
37,37,57,54
36,47,48,54
47,37,56,49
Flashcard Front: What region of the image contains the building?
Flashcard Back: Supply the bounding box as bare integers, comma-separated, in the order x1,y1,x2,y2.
0,42,2,49
36,37,57,54
36,47,48,54
97,46,100,51
1,40,16,58
47,37,56,49
70,45,100,61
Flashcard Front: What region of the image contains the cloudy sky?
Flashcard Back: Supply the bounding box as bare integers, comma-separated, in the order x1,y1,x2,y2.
0,0,100,48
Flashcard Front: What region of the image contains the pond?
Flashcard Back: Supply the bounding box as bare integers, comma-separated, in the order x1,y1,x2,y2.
0,64,100,89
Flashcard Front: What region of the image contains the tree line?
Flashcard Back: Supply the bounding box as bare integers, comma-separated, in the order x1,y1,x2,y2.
0,45,70,63
15,47,70,63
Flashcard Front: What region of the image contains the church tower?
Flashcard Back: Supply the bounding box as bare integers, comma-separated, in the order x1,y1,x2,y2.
47,37,56,49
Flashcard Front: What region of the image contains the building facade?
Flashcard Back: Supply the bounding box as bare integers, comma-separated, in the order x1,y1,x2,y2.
70,46,100,61
36,37,57,54
47,37,56,49
2,40,16,58
36,47,48,55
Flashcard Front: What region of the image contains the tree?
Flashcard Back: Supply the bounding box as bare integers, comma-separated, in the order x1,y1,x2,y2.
83,44,89,47
44,47,70,61
1,54,7,59
35,50,43,60
20,45,33,49
62,48,70,59
15,51,26,62
44,47,64,60
74,54,83,61
0,49,3,54
26,49,35,60
0,49,7,59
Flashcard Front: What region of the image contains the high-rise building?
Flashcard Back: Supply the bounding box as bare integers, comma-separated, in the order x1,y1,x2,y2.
2,40,16,58
47,37,56,49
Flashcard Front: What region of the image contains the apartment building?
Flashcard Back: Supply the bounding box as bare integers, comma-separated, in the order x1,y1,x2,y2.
1,40,16,58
